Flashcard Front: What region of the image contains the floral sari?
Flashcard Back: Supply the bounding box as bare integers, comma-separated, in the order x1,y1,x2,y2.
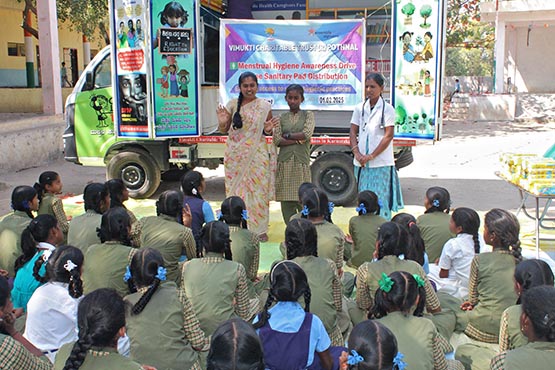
224,98,277,235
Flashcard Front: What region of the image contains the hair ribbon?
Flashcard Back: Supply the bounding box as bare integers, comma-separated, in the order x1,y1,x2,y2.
155,266,167,281
123,265,132,282
64,259,77,272
328,202,335,215
347,349,364,365
301,205,310,216
393,352,407,370
216,211,223,221
378,272,394,293
432,199,440,208
413,274,425,288
241,209,249,221
356,203,367,215
42,250,53,262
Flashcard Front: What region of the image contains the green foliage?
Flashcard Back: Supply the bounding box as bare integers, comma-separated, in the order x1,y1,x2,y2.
420,4,432,19
445,47,493,76
402,2,416,17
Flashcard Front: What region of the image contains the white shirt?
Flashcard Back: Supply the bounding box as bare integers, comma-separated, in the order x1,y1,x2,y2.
37,242,56,252
24,281,82,361
350,97,395,168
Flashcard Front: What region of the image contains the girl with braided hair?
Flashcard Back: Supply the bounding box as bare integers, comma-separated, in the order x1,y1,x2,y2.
217,71,279,242
253,260,337,370
180,221,255,336
24,245,84,362
285,218,343,346
105,178,137,225
54,288,148,370
490,285,555,370
81,207,137,297
124,248,206,370
133,190,196,283
12,214,63,312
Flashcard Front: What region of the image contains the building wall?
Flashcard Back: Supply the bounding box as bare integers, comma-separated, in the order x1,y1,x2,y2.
0,0,105,87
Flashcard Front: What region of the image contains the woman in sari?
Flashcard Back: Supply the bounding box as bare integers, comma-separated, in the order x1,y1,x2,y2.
217,71,279,241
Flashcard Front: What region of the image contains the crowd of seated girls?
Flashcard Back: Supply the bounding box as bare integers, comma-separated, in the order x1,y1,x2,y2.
1,172,555,370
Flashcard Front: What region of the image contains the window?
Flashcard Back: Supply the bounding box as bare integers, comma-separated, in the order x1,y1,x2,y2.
94,54,112,88
7,42,25,57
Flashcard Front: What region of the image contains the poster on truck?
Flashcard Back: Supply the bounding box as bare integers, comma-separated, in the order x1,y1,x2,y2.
111,0,150,138
150,0,199,137
251,0,306,20
220,19,365,110
391,0,445,140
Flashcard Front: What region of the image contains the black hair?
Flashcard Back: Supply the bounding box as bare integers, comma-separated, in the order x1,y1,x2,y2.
105,178,128,209
10,185,37,218
83,183,109,214
15,214,58,274
96,207,132,246
521,285,555,342
451,207,481,254
484,208,521,260
347,320,399,370
62,288,126,370
254,261,311,330
285,84,304,99
33,245,83,299
514,259,554,304
181,170,204,199
128,248,165,315
357,190,380,216
207,318,265,370
399,31,413,41
159,1,188,26
301,187,333,223
127,19,135,33
391,213,425,266
156,190,184,223
366,73,385,88
376,222,409,260
285,218,318,260
297,182,316,202
371,271,426,319
0,276,9,310
233,72,258,129
424,31,433,39
33,171,59,202
220,196,248,229
201,221,232,260
424,187,451,214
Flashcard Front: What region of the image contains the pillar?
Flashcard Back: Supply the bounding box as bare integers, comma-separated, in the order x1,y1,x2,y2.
83,35,91,67
24,9,35,88
494,18,506,94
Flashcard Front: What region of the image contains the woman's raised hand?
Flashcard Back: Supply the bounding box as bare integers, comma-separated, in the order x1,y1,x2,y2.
264,116,280,133
216,104,231,124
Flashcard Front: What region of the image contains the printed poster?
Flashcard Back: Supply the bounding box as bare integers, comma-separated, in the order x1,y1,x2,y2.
251,0,306,20
392,0,445,140
220,19,365,110
111,0,150,138
151,0,199,137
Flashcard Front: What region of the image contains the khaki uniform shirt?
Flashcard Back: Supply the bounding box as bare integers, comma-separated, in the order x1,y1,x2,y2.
0,211,32,276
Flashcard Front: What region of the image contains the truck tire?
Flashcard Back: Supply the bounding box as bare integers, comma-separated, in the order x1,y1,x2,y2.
107,150,161,199
394,146,414,170
311,152,357,206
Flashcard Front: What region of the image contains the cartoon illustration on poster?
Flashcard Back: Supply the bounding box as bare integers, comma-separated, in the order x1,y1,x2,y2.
151,0,199,137
392,0,444,140
112,0,150,137
220,19,364,111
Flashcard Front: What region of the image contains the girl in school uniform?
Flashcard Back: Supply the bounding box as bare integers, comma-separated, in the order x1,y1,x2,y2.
391,212,429,273
430,207,485,299
286,218,343,346
133,190,196,283
498,259,554,352
124,248,207,370
12,215,63,312
490,286,555,370
34,171,70,241
0,276,52,370
253,260,339,370
207,318,264,370
220,196,260,292
339,320,406,370
417,187,454,263
347,190,387,269
181,171,215,257
460,208,522,343
82,207,136,297
24,245,84,362
67,183,110,252
54,289,148,370
0,186,38,278
180,221,255,336
372,271,464,370
105,179,137,226
301,187,345,273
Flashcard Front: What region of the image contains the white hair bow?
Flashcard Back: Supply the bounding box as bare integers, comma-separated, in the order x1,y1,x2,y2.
64,259,77,272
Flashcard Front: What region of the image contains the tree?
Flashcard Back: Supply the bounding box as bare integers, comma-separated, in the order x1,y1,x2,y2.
420,4,432,28
401,2,416,22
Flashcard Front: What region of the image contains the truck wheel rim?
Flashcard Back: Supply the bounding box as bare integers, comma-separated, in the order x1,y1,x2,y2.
321,168,349,195
121,165,144,189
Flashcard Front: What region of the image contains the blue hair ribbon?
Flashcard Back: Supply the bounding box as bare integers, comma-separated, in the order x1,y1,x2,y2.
123,266,132,282
378,199,383,207
347,349,364,365
393,352,407,370
241,209,249,220
432,199,440,208
301,205,310,216
155,266,167,281
328,202,334,215
355,203,367,215
217,211,223,221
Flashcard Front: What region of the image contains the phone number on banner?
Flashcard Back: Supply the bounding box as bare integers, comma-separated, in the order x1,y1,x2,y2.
318,95,345,105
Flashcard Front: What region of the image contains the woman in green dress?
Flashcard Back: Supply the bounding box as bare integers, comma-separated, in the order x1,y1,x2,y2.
490,286,555,370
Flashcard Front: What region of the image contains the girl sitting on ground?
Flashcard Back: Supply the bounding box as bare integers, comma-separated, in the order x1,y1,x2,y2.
12,214,63,312
124,248,207,370
34,171,70,242
105,178,137,225
391,212,429,273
